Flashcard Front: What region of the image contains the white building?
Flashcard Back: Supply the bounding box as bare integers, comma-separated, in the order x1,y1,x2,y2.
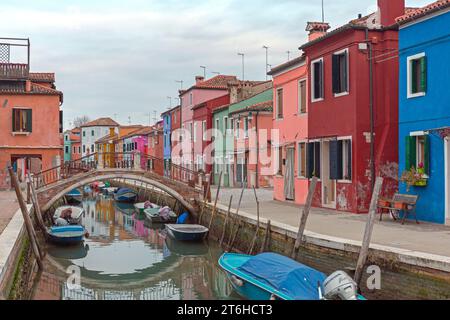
80,118,119,160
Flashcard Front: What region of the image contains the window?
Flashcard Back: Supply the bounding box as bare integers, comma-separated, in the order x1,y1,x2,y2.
65,135,68,141
189,122,193,141
91,144,94,153
65,146,69,154
341,140,352,181
223,117,228,135
73,146,76,154
236,120,240,138
332,49,349,95
189,93,193,105
311,58,324,101
405,134,430,176
306,142,321,178
407,53,427,98
83,145,86,153
91,130,94,136
329,139,352,181
244,118,249,138
298,142,307,178
276,88,284,119
298,80,307,114
193,122,197,142
202,120,207,141
83,131,86,137
134,142,138,150
12,109,32,133
215,118,220,138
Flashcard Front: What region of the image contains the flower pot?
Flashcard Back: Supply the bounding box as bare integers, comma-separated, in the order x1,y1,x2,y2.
414,179,427,187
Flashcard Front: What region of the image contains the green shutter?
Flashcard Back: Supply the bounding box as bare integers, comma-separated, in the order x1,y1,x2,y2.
424,135,430,175
26,109,32,132
411,60,417,94
405,136,416,170
12,109,16,132
420,56,427,93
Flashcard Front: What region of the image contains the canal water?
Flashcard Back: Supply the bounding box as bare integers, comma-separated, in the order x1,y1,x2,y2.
31,194,239,300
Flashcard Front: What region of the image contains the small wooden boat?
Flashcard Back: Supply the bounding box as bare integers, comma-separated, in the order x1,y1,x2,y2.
219,252,366,301
144,207,177,224
165,224,209,241
113,188,137,202
164,236,208,256
53,206,84,225
66,188,82,203
47,243,89,259
46,225,86,245
104,187,118,195
83,185,93,195
114,202,135,215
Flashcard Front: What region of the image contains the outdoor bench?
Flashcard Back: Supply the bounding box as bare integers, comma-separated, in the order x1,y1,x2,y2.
377,193,419,225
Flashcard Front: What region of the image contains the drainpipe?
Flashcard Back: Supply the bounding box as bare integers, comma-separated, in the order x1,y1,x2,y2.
366,28,375,192
255,111,259,188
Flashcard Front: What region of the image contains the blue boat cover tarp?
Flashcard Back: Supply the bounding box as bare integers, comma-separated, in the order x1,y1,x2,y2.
237,253,326,300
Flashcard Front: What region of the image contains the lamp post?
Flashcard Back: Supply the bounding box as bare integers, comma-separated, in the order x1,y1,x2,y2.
237,53,245,81
262,45,269,80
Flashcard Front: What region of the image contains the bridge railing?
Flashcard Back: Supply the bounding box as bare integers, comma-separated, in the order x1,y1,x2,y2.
32,154,97,189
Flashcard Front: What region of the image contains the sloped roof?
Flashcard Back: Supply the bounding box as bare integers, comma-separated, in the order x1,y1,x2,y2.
396,0,449,25
29,72,55,83
229,100,273,116
267,55,306,76
0,81,62,96
81,117,120,128
229,89,273,114
181,75,238,95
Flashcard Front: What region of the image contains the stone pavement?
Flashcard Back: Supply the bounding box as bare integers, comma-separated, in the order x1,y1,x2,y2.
212,187,450,258
0,191,19,235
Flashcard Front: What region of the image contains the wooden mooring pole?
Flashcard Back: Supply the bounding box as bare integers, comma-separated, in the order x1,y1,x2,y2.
27,174,46,233
248,186,260,255
207,171,222,232
291,177,318,259
198,173,212,225
227,181,246,251
260,220,271,253
8,167,44,270
219,195,233,247
354,177,383,287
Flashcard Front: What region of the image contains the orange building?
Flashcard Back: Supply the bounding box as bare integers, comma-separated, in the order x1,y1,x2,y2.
0,38,63,188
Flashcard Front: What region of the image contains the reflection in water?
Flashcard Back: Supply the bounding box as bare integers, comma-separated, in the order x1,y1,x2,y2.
32,195,235,300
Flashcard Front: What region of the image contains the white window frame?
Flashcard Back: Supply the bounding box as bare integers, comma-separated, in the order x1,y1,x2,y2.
223,116,229,136
193,122,197,143
244,117,249,138
337,136,352,183
297,141,308,178
311,57,324,103
407,52,426,99
413,134,429,179
298,78,307,115
333,48,350,98
202,120,207,141
276,87,284,119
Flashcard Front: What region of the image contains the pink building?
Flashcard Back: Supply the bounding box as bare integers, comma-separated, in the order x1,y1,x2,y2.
268,55,309,204
179,75,237,170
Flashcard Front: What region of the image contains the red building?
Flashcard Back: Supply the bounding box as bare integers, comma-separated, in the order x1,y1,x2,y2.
192,94,230,174
299,0,404,213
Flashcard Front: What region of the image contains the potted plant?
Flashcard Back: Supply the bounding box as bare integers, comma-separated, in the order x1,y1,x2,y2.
400,165,427,192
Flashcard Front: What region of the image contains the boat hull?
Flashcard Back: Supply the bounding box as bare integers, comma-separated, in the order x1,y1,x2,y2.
114,192,137,202
166,224,208,241
47,226,85,246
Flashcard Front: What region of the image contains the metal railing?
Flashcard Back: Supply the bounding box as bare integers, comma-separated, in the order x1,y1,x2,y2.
0,63,29,79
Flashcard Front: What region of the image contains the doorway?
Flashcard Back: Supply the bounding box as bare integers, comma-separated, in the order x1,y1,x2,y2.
445,137,450,224
321,141,336,209
284,147,295,200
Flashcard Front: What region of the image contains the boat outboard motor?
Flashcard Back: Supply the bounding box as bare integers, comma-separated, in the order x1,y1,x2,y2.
323,271,359,300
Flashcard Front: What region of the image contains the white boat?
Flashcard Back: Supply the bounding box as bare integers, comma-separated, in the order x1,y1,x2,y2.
53,206,84,225
144,207,177,224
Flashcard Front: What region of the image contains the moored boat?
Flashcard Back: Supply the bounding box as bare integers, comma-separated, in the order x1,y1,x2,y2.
165,224,209,241
53,206,84,225
66,188,82,203
46,225,86,245
104,187,118,195
144,207,177,224
113,188,137,202
218,252,365,301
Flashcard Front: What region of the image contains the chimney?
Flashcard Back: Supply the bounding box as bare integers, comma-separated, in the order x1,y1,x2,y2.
25,80,31,92
109,127,115,138
306,22,331,41
195,75,205,84
378,0,405,27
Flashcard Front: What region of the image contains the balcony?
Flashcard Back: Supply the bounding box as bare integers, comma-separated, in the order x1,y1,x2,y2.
0,63,29,80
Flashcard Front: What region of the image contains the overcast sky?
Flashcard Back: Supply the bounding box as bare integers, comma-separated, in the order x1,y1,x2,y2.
0,0,430,129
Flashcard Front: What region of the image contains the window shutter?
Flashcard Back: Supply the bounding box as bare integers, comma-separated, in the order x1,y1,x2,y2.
26,109,32,132
343,51,348,92
12,109,16,132
405,136,416,170
329,140,339,179
424,135,430,175
420,56,427,93
314,142,321,179
347,140,352,180
332,54,339,94
411,60,418,94
319,61,324,98
306,143,314,178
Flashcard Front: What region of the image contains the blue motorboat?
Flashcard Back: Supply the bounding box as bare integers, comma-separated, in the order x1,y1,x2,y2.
113,188,137,202
66,188,82,203
165,224,209,241
46,225,86,245
219,252,366,301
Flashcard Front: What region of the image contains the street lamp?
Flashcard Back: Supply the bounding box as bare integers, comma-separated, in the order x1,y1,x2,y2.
237,53,245,81
263,45,269,80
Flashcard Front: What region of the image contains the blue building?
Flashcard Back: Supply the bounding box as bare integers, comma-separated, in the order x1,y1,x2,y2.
398,1,450,224
161,105,180,177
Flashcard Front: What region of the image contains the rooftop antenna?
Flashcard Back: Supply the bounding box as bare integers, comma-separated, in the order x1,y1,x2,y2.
211,71,220,75
200,66,206,78
286,50,291,61
167,96,172,108
153,111,157,124
237,52,245,81
175,80,184,90
146,113,151,126
128,116,131,125
322,0,325,23
262,45,269,80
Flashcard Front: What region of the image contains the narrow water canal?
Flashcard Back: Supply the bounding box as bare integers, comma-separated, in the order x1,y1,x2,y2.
31,195,239,300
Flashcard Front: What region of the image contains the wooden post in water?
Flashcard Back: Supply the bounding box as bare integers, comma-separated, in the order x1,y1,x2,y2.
8,167,44,270
220,195,233,247
26,180,31,204
354,177,383,287
27,174,46,233
207,171,222,232
227,181,246,250
291,177,318,259
248,186,260,255
260,220,271,253
198,173,212,225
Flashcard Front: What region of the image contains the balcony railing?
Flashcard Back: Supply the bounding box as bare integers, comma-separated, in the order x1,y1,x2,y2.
0,63,29,80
